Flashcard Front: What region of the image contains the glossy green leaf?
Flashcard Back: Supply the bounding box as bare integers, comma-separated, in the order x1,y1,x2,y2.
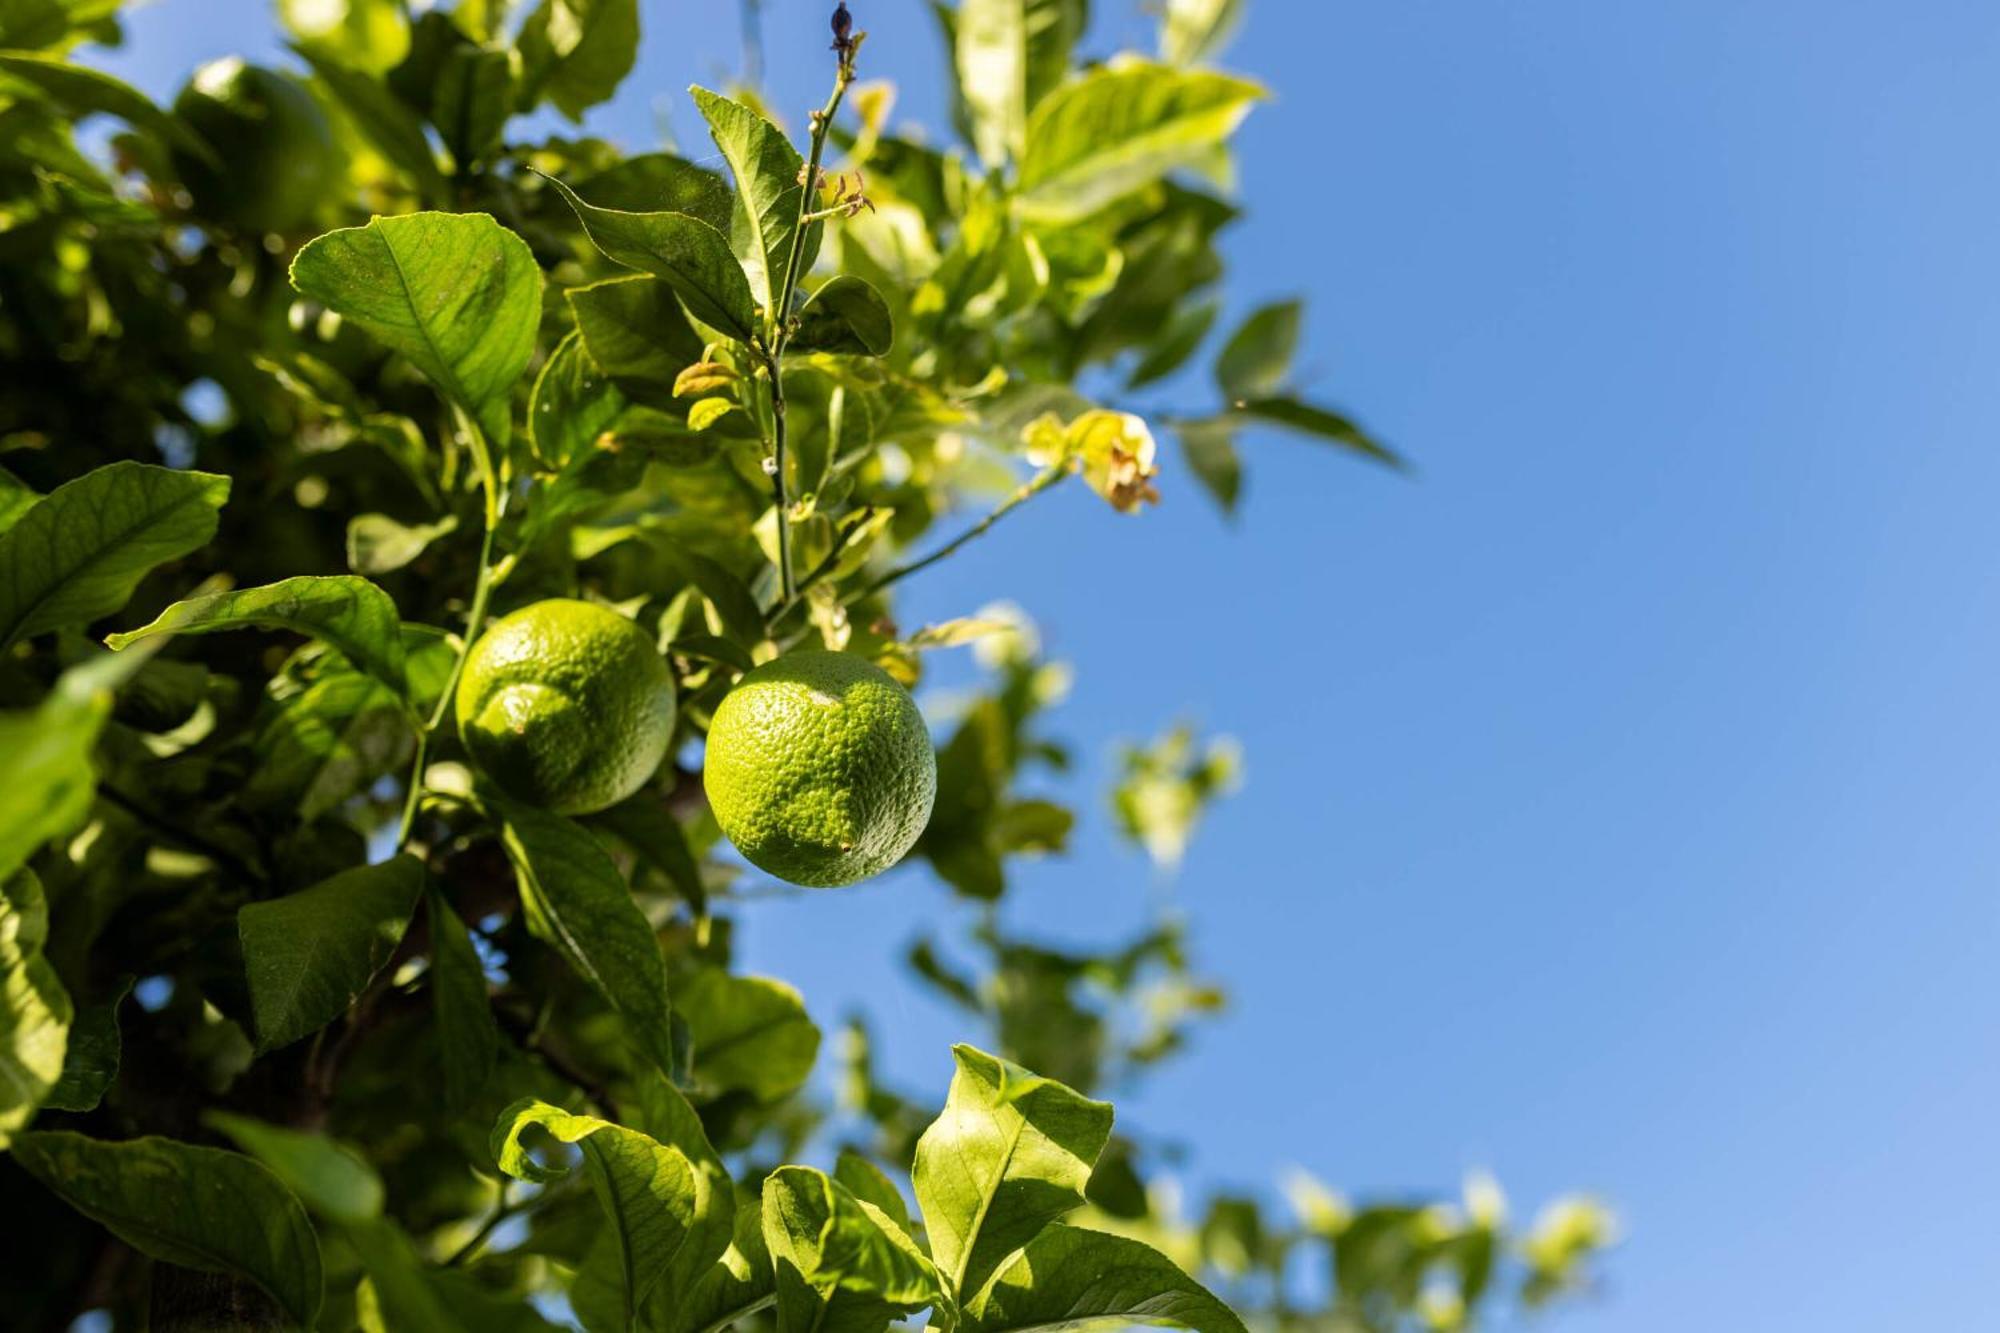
0,461,229,649
492,797,675,1077
492,1097,698,1322
426,884,499,1109
963,1224,1247,1333
347,512,458,575
0,52,217,163
953,0,1087,167
290,211,540,446
0,868,69,1149
206,1112,386,1225
545,174,760,342
516,0,639,121
691,84,816,318
678,969,820,1103
1214,299,1298,400
238,854,424,1052
912,1043,1114,1298
793,275,896,356
43,974,127,1114
1160,0,1244,66
108,575,411,701
12,1130,323,1328
763,1165,942,1333
588,795,705,905
1234,395,1403,468
633,1073,738,1286
1018,63,1262,223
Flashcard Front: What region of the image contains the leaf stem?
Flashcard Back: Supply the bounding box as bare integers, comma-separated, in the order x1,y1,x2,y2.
395,423,505,850
759,40,858,606
852,464,1070,605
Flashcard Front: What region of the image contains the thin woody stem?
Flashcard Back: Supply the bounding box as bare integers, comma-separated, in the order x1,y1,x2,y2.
762,34,859,605
852,463,1070,605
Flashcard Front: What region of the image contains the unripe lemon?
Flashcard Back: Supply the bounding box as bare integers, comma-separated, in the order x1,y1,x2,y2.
455,599,676,815
703,651,936,887
171,58,339,236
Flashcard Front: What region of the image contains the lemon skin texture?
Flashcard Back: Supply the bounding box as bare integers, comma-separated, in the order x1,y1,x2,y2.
171,58,340,235
703,651,936,888
455,599,677,816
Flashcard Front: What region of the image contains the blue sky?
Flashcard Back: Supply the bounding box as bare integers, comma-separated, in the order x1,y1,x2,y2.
95,2,2000,1328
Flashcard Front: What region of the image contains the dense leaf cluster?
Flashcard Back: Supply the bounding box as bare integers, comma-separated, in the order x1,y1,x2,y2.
0,0,1608,1329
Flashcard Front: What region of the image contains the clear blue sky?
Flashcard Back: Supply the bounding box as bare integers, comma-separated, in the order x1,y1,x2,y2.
96,2,2000,1328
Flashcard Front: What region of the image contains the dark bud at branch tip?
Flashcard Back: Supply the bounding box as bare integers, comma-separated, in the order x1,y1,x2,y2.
832,2,852,42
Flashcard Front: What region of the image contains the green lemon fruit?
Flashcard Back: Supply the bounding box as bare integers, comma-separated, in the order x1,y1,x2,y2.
703,650,936,888
455,599,676,816
171,58,340,235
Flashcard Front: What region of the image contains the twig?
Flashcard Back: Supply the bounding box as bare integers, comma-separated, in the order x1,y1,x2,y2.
852,463,1070,604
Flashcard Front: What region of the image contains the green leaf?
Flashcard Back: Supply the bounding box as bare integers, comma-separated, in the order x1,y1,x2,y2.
0,868,69,1149
426,884,499,1109
834,1150,914,1236
0,52,218,164
107,575,411,701
0,655,121,883
516,0,640,121
290,211,540,447
1177,417,1241,514
588,795,705,906
492,1098,698,1323
962,1224,1247,1333
678,969,820,1103
566,273,707,408
953,0,1087,167
1213,300,1298,400
237,853,425,1052
596,1073,742,1330
573,152,732,227
792,275,896,357
0,464,37,535
688,397,739,432
294,46,447,201
12,1130,323,1329
244,643,423,822
1018,63,1263,224
690,85,816,319
544,174,760,343
432,44,511,167
1160,0,1244,67
659,1182,774,1333
0,461,229,650
529,329,627,469
763,1165,942,1333
206,1112,386,1225
1234,395,1403,468
43,974,127,1114
492,797,675,1077
912,1044,1114,1299
1127,299,1219,390
347,512,458,575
